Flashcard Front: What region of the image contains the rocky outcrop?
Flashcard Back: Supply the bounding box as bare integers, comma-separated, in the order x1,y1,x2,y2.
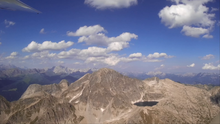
20,79,69,99
210,86,220,106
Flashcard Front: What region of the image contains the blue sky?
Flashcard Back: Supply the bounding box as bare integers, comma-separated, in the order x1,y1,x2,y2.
0,0,219,73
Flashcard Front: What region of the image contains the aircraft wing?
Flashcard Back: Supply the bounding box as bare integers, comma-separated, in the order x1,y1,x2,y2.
0,0,41,13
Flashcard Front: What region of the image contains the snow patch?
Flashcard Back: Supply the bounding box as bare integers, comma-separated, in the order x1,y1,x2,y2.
100,108,105,112
69,87,85,103
131,93,144,104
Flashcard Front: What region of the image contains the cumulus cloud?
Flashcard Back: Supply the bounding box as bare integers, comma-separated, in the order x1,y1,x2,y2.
155,64,165,70
57,46,173,66
23,55,29,59
129,53,142,58
40,28,46,34
147,52,174,59
202,63,220,70
211,7,218,12
58,47,108,59
31,51,56,59
67,25,105,36
22,40,74,52
103,56,122,66
67,25,138,47
202,34,213,38
58,61,64,64
20,25,174,66
84,0,138,9
58,49,81,59
6,52,19,59
4,20,15,28
159,0,216,38
74,62,81,65
107,42,129,51
187,63,195,67
202,54,214,60
181,26,210,37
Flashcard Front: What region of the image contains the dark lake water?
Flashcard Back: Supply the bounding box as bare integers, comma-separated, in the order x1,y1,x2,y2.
134,101,158,107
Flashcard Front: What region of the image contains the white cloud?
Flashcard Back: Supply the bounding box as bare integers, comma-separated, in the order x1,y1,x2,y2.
107,42,129,51
31,51,56,59
202,54,214,60
0,42,1,45
103,56,122,66
147,52,174,59
58,61,64,64
57,46,173,66
211,7,218,12
74,62,81,65
40,28,46,34
84,0,138,9
155,64,165,70
80,47,108,57
187,63,195,67
159,0,216,38
23,55,30,59
78,32,137,47
129,53,142,58
22,40,74,52
67,25,105,36
202,63,220,70
202,34,213,38
6,52,18,59
4,20,15,28
181,26,210,37
58,49,80,59
67,25,138,47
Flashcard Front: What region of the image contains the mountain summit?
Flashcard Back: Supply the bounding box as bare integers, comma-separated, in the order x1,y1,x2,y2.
0,68,219,124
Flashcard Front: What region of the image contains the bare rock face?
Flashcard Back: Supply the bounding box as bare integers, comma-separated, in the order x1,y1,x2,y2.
2,95,83,124
0,95,11,122
0,68,219,124
61,68,148,123
0,79,83,124
210,86,220,106
21,79,69,99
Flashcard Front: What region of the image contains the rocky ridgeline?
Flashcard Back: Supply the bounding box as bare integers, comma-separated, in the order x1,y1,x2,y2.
0,68,219,124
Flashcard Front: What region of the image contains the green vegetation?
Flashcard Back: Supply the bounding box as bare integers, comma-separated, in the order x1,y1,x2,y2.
2,88,17,92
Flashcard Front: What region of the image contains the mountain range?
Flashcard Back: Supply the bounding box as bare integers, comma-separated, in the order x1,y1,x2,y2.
0,64,219,102
0,68,219,124
0,64,93,101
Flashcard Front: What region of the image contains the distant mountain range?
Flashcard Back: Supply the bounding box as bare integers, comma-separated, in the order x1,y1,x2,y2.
124,71,220,86
0,64,94,101
0,64,219,102
0,68,219,124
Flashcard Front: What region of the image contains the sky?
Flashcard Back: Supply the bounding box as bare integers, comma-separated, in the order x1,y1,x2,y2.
0,0,219,73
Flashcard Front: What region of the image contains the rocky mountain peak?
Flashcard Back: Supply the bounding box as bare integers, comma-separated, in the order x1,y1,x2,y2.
59,79,69,90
